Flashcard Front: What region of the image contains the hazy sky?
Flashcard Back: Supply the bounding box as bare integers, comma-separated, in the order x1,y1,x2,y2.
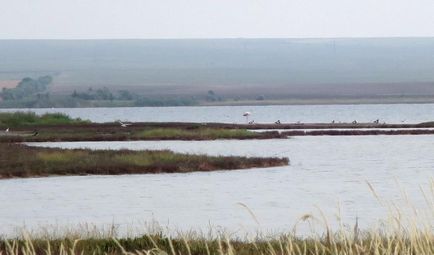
1,0,434,39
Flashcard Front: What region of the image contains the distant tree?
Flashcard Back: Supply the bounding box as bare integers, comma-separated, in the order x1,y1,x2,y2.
72,90,78,98
0,75,52,100
117,90,134,100
95,87,112,100
206,90,217,102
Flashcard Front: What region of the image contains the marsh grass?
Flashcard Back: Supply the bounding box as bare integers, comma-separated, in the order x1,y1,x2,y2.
0,143,288,179
0,112,88,127
137,128,258,140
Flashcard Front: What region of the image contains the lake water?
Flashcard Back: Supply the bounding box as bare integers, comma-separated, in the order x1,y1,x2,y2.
1,135,433,237
2,103,434,123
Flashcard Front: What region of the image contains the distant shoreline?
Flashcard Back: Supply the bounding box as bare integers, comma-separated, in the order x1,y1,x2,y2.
4,97,434,109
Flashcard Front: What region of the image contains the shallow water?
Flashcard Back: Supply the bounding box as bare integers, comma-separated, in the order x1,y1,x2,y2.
2,103,434,123
1,136,432,236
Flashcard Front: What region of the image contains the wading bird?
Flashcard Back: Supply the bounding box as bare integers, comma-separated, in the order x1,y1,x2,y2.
5,128,9,132
243,112,251,123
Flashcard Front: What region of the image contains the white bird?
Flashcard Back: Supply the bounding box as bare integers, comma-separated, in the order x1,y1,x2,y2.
5,128,9,132
118,121,131,128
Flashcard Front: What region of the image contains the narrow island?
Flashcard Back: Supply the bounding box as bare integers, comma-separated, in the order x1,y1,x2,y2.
0,143,289,179
0,112,284,142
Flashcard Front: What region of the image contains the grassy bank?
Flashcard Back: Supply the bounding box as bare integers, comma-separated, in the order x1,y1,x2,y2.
0,112,88,127
0,143,288,179
1,230,433,255
0,125,282,143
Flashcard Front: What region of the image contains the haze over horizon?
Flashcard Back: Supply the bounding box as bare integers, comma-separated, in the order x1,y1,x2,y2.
1,0,434,39
2,1,434,106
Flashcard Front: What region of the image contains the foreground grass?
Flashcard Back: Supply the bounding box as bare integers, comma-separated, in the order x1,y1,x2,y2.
0,112,89,127
1,230,433,255
0,143,288,179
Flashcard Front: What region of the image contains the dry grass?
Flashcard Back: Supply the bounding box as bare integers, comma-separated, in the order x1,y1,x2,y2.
1,218,432,255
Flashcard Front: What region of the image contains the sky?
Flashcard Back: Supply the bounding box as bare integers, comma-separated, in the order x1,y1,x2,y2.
1,0,434,39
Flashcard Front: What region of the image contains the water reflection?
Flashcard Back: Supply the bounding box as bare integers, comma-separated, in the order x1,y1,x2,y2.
1,136,432,236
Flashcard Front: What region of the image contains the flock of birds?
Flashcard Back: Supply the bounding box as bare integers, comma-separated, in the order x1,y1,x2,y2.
242,112,385,125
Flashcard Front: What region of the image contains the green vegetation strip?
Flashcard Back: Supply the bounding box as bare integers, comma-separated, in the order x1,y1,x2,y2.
0,143,288,179
0,112,88,127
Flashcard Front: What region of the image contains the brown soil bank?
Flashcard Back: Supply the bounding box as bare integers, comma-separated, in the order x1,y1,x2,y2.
281,129,434,136
0,143,289,179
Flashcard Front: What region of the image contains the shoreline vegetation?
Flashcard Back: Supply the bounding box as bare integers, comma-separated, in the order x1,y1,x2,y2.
0,143,289,179
1,228,433,255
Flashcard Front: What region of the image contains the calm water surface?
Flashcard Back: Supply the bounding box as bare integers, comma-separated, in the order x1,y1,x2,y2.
1,104,434,123
1,135,432,236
